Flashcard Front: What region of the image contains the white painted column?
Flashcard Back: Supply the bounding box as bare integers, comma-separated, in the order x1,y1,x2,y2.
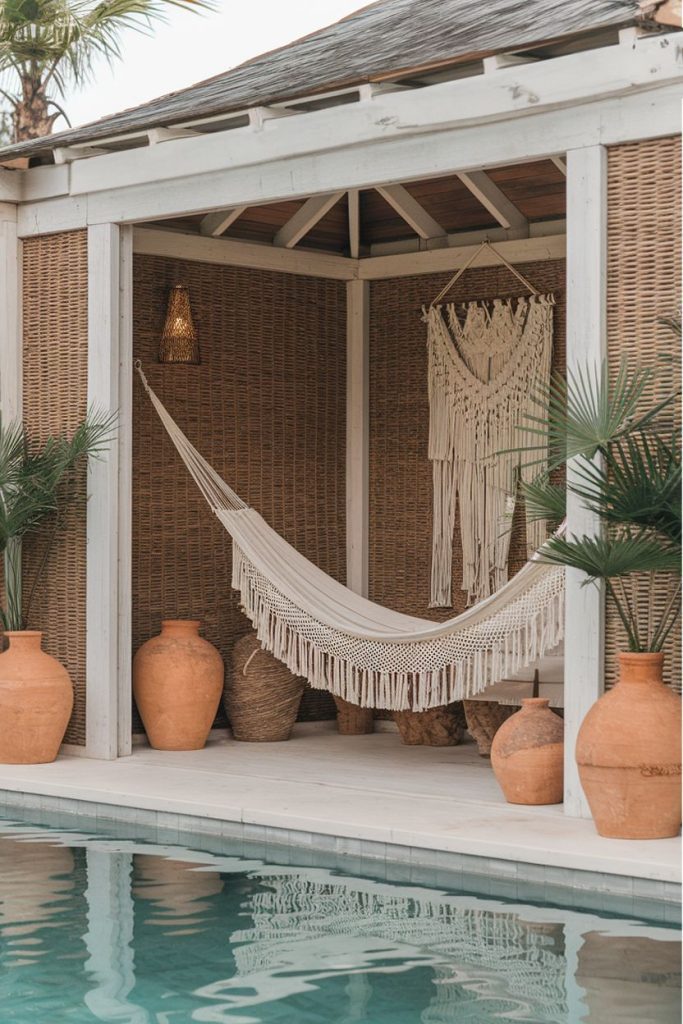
346,279,370,596
117,226,134,757
0,203,22,424
563,146,607,817
86,223,122,759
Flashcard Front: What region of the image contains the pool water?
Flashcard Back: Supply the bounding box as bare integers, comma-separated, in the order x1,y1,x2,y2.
0,818,679,1023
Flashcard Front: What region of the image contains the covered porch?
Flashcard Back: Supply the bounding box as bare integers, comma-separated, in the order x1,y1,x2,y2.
0,9,681,885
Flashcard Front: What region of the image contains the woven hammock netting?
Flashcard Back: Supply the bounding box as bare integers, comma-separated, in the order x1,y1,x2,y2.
136,359,563,712
425,294,555,608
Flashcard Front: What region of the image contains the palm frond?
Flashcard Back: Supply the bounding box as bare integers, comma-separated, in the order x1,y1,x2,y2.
539,533,681,580
516,358,678,472
518,477,566,527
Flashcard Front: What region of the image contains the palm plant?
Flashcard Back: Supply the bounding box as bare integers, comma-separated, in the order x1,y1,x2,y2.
518,355,681,653
0,410,115,631
0,0,213,143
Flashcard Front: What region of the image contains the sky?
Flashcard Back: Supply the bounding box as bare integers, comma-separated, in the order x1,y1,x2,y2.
60,0,365,130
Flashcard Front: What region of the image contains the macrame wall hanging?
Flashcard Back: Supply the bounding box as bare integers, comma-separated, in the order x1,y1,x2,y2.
424,241,555,608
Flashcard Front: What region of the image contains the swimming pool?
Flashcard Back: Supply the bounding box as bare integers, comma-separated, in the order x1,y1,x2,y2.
0,816,679,1023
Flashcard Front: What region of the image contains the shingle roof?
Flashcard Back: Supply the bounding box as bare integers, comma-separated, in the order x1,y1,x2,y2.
0,0,643,160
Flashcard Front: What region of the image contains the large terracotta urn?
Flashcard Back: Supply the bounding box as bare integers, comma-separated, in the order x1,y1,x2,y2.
133,620,224,751
0,631,73,764
576,652,681,839
490,697,564,805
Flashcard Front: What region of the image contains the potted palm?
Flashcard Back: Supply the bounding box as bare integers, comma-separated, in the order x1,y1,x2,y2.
518,352,681,839
0,412,114,763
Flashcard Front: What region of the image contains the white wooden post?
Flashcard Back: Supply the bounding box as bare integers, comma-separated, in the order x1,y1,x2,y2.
346,279,369,596
86,223,121,759
563,146,607,817
117,226,133,756
0,204,22,424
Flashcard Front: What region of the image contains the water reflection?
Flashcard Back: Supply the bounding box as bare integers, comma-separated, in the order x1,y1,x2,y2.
0,820,679,1024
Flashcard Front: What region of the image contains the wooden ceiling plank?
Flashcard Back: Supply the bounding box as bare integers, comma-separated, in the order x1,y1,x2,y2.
348,188,360,258
273,191,345,248
456,170,528,231
375,183,447,239
199,206,248,237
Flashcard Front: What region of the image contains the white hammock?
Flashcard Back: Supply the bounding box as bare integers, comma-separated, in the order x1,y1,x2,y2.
137,364,564,712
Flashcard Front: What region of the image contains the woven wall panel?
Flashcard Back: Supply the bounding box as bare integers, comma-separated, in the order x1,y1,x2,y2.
368,260,566,621
21,230,89,745
132,256,346,728
606,136,681,691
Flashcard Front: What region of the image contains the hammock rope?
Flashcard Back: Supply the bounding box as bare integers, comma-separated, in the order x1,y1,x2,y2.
135,364,564,711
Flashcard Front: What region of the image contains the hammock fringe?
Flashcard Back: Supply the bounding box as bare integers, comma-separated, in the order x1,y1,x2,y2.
233,542,564,712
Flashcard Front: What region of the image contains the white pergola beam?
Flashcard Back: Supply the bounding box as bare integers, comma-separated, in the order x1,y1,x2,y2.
348,188,360,258
133,227,356,279
53,35,680,205
375,183,446,240
248,106,298,130
457,170,528,232
0,170,22,203
483,52,540,73
273,190,344,248
199,206,247,237
360,232,564,279
147,126,201,144
563,145,607,818
17,81,680,236
54,145,108,164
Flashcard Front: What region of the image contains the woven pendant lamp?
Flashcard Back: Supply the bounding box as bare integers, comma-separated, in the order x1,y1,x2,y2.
159,284,199,364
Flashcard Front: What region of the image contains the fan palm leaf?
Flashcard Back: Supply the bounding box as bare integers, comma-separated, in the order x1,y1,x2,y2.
0,408,116,629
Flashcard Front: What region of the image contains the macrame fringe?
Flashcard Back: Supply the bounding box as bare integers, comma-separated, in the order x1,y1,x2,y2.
426,294,555,607
233,542,564,713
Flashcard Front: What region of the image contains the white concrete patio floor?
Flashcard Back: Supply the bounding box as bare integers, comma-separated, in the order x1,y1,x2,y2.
0,721,679,885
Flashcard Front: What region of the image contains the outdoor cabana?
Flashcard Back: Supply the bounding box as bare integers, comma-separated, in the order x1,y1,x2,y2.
0,0,680,824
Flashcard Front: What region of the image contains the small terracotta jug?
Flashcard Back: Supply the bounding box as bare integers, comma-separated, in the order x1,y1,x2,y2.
0,631,74,764
491,697,564,805
576,652,681,839
133,620,224,751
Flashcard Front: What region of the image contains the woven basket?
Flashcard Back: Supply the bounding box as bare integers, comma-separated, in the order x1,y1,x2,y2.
394,705,464,746
463,699,516,757
227,634,305,742
333,696,375,735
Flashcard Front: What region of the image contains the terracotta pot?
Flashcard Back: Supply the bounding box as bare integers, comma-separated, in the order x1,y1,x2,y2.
576,652,681,839
133,620,224,751
0,631,73,764
490,697,564,805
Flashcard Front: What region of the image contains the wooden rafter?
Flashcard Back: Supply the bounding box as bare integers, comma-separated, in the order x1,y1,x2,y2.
375,183,446,240
273,191,345,248
456,170,528,232
199,207,248,237
551,155,567,175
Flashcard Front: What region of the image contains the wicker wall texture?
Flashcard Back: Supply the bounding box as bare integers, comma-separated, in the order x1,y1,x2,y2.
606,136,682,691
132,256,346,728
21,230,89,744
368,260,566,620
